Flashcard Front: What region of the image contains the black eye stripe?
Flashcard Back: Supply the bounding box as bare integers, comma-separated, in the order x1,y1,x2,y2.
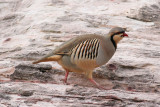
121,35,124,37
112,31,125,36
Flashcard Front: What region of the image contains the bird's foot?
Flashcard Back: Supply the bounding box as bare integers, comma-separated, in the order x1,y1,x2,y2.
60,78,70,85
89,79,111,90
97,85,112,90
63,79,70,85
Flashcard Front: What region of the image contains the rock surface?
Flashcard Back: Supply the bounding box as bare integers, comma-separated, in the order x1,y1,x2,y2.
127,2,160,22
0,0,160,106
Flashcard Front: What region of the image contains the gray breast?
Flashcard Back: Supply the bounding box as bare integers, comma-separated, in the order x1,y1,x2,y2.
96,39,115,66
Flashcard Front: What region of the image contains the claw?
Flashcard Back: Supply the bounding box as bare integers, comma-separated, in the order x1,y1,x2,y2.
89,79,111,90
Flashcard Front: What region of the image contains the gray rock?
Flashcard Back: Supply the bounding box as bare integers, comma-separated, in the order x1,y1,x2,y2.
0,14,24,27
20,90,33,97
51,0,65,5
0,47,22,55
127,3,160,22
41,23,62,33
93,65,124,81
10,63,54,82
10,48,52,60
56,13,81,23
85,15,109,28
0,93,10,100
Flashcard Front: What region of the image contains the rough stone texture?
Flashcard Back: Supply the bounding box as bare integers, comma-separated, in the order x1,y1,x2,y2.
10,63,64,83
10,63,53,81
0,0,160,106
127,2,160,22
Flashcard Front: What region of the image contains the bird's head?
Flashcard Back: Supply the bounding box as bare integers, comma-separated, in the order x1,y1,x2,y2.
108,27,128,44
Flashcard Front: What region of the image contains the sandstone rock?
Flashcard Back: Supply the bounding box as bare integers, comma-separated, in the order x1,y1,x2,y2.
10,48,52,60
127,3,160,22
20,90,34,97
41,23,62,33
0,93,10,100
10,63,54,82
0,14,24,28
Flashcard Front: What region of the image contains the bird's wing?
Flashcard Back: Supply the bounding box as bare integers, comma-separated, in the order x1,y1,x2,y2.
32,34,104,64
49,34,104,55
55,34,103,53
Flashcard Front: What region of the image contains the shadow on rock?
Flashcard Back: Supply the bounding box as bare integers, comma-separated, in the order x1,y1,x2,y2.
10,63,63,82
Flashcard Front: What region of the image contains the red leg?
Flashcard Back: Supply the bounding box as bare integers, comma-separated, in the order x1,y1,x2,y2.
64,70,69,83
89,79,111,90
89,79,121,100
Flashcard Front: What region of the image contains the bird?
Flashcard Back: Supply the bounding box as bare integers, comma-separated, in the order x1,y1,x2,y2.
33,27,128,89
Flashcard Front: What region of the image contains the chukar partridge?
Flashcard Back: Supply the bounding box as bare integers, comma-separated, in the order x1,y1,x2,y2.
33,27,128,89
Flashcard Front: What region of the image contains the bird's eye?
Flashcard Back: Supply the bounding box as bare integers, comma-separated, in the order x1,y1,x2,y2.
121,35,124,37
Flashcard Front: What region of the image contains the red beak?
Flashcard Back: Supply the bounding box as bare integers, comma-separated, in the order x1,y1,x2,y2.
123,33,128,37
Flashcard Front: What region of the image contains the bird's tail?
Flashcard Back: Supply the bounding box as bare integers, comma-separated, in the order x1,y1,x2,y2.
32,55,62,64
